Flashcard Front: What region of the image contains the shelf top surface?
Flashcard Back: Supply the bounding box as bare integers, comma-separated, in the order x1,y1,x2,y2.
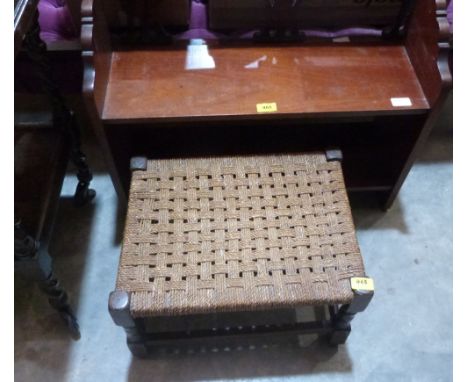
103,42,428,122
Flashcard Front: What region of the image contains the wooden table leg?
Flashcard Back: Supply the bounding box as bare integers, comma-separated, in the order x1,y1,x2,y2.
22,11,96,206
14,221,81,339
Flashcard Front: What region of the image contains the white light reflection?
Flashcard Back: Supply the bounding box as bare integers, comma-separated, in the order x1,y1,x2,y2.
244,55,267,69
185,39,216,70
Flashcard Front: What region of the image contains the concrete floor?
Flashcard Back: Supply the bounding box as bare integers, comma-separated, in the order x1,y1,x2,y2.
14,110,452,382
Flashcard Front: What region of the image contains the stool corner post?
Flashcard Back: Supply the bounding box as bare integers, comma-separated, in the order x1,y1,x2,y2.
347,285,374,316
130,157,148,172
325,148,343,162
329,277,374,345
108,290,133,327
108,290,148,357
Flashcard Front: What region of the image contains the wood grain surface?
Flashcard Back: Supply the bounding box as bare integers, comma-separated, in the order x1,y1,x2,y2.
103,44,428,122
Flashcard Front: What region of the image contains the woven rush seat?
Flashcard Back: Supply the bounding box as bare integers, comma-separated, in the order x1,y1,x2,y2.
116,152,366,318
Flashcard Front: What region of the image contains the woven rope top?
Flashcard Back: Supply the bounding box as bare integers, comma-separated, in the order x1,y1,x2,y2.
117,153,365,317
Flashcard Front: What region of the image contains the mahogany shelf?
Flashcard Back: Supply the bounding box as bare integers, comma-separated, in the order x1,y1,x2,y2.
102,44,428,123
81,0,452,209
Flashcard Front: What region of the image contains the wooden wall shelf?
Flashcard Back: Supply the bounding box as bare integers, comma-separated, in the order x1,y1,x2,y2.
81,0,452,209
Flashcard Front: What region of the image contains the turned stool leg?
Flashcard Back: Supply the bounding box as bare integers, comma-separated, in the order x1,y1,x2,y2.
109,291,148,357
329,282,374,345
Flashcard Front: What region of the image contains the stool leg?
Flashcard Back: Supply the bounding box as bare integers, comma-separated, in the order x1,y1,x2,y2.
109,291,148,357
329,288,374,345
130,156,148,172
325,148,343,162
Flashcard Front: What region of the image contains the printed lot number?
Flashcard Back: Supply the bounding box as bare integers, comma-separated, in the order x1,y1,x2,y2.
256,102,278,113
351,277,375,291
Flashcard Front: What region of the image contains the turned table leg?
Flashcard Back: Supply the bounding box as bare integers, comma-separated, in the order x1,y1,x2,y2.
14,221,81,339
22,11,96,206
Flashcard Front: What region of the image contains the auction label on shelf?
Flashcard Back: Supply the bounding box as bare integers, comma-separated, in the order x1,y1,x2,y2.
351,277,375,291
256,102,278,113
391,97,412,107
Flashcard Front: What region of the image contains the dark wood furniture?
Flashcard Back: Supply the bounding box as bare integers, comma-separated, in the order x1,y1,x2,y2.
208,0,406,30
14,0,96,338
81,0,452,210
109,151,374,357
14,126,81,338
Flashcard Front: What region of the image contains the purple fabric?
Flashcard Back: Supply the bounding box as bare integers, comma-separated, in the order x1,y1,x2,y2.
176,1,224,40
189,0,207,30
38,0,77,43
447,0,453,31
176,1,382,41
40,0,453,43
304,27,382,38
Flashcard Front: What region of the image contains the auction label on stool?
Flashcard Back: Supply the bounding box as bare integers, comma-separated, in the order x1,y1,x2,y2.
256,102,278,113
351,277,375,291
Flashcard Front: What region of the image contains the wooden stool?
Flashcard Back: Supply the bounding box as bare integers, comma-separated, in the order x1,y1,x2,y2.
109,151,374,357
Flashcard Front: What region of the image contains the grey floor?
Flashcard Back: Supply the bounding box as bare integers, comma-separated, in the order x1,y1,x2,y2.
14,105,453,382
